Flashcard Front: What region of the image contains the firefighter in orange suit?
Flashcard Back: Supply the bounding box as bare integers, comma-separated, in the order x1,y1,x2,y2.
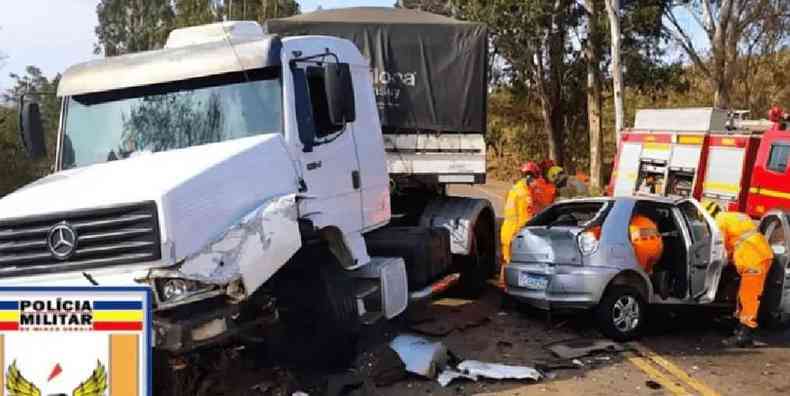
703,200,774,347
499,162,542,286
629,214,663,274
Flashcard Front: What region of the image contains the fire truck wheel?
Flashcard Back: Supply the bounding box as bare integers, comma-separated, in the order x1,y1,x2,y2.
272,245,360,368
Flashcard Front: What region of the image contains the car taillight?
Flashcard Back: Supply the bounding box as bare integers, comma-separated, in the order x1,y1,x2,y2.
578,230,600,256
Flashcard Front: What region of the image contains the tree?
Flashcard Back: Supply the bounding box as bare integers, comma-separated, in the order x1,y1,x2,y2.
582,0,604,190
603,0,623,140
223,0,300,22
396,0,456,15
663,0,790,108
457,0,580,165
94,0,176,56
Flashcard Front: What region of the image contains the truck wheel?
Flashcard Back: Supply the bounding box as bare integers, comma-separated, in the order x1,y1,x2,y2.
153,352,193,396
458,211,496,296
273,246,360,368
595,286,646,341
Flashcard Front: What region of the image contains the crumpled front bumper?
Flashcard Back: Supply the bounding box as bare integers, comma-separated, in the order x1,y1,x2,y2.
154,295,278,354
504,262,618,310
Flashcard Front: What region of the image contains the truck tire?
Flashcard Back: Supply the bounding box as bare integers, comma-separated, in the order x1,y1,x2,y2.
595,286,646,341
457,210,496,296
153,351,192,396
272,245,360,368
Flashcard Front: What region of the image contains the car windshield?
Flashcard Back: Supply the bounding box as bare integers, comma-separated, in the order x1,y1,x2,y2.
529,201,611,228
61,68,282,170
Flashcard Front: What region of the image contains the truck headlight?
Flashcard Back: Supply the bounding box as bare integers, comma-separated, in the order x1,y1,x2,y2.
155,277,216,304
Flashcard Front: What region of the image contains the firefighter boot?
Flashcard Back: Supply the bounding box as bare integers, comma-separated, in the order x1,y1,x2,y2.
723,323,756,348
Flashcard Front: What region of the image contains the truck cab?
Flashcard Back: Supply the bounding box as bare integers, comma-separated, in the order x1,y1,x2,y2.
7,21,399,353
746,117,790,218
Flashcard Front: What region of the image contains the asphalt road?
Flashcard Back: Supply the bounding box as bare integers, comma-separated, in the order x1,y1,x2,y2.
204,181,790,396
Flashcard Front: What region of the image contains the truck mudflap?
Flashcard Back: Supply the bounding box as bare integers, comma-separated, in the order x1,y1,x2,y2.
144,194,301,308
419,197,494,256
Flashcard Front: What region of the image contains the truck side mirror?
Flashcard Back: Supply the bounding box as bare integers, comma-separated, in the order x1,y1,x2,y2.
18,100,46,159
323,63,356,126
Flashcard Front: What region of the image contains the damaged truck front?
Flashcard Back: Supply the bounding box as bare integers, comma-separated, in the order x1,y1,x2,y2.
4,23,391,362
3,18,495,385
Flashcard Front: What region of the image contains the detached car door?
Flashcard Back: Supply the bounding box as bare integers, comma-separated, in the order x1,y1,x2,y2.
757,211,790,326
677,199,726,303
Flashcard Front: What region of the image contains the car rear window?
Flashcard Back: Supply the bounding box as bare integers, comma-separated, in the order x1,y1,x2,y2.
529,201,611,227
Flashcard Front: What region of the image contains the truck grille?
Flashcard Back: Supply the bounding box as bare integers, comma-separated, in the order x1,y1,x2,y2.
0,201,161,276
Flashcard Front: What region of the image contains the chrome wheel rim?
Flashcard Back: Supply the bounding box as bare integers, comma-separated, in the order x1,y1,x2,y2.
612,295,640,333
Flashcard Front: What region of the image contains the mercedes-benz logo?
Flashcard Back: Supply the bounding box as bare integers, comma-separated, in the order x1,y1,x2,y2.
47,222,78,260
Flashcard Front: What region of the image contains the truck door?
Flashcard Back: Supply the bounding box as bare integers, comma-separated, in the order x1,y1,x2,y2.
292,64,364,235
757,212,790,325
677,199,725,303
747,140,790,218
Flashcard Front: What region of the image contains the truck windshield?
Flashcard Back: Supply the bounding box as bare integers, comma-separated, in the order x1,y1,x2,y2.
61,68,282,169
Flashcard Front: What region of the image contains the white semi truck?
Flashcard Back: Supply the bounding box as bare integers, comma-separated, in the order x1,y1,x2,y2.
3,15,494,387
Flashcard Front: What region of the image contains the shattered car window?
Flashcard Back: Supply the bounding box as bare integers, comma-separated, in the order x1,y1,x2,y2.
529,201,611,228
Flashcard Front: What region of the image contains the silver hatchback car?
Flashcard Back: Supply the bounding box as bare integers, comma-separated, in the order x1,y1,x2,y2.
504,196,790,340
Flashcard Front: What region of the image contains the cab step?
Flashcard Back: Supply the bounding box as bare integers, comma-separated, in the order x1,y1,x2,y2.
350,257,408,326
353,279,380,299
360,311,384,325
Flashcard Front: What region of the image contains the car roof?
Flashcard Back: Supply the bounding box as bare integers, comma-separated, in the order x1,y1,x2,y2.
556,195,681,205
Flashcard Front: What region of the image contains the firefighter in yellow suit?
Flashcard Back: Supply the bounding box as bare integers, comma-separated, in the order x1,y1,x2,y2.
703,200,774,347
499,162,542,286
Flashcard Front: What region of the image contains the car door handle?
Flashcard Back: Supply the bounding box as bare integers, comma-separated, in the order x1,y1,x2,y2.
352,170,360,189
306,161,322,171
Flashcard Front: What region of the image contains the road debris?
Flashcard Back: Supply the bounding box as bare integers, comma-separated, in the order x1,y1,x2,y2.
438,360,542,387
389,334,449,378
544,338,626,359
437,369,478,387
352,344,408,386
645,380,662,390
533,359,583,372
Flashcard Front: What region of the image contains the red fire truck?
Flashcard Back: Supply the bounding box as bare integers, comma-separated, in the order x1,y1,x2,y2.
609,107,790,218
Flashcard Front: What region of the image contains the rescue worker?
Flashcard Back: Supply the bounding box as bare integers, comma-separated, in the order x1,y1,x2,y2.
533,169,557,211
547,166,591,200
499,162,541,286
702,200,774,347
629,214,663,274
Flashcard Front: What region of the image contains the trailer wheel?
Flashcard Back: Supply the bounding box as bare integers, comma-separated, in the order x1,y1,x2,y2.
458,209,496,296
272,245,360,368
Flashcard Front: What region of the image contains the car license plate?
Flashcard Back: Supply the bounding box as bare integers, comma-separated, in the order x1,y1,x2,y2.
518,272,548,290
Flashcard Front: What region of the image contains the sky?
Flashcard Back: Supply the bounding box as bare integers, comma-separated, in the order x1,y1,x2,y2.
0,1,706,93
0,0,393,92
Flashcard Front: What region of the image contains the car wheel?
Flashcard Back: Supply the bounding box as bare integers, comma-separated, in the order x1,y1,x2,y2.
595,286,646,341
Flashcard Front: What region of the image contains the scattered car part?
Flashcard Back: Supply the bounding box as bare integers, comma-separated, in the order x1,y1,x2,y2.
544,338,626,359
389,334,449,378
438,360,542,387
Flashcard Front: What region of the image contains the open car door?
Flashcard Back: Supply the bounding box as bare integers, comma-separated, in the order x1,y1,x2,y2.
677,199,726,303
758,211,790,326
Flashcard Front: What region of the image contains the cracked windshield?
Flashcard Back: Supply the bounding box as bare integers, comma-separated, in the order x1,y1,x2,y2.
62,72,282,169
